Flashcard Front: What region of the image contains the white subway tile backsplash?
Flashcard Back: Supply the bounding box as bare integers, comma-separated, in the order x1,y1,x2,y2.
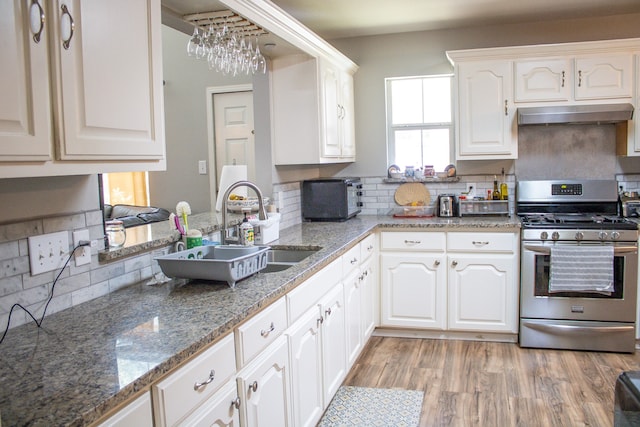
0,276,22,297
90,263,125,284
0,241,19,261
72,281,110,306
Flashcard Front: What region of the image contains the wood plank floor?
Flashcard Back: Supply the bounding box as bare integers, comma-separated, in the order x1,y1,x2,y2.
343,336,640,426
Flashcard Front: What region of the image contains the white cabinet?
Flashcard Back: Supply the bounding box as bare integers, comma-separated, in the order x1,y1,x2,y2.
455,61,517,159
319,282,347,405
447,232,518,333
271,54,356,165
360,235,377,339
97,392,153,427
514,59,572,102
514,55,633,103
0,0,165,178
235,297,288,368
152,333,237,427
380,232,447,329
287,306,324,427
237,335,292,427
380,230,519,334
574,54,634,100
180,380,241,427
343,244,362,369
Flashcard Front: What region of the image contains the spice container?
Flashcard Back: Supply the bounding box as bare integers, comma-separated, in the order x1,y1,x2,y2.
105,220,126,248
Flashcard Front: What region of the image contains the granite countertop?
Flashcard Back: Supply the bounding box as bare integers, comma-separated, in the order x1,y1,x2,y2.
0,215,520,426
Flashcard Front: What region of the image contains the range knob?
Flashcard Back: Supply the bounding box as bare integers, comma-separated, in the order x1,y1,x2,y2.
551,231,560,241
611,231,620,241
540,231,548,240
598,231,608,241
575,231,584,241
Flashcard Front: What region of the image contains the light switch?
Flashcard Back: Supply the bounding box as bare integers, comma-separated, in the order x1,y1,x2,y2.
198,160,207,175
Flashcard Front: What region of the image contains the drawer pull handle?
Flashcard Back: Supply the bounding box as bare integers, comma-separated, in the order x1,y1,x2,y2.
232,397,241,409
351,257,358,265
193,370,215,390
317,316,324,326
29,0,45,43
367,245,374,251
404,240,421,245
260,322,275,337
472,241,489,245
325,307,332,316
249,381,258,392
60,4,75,50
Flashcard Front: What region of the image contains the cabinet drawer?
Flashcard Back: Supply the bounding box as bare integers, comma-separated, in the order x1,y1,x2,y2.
342,244,361,275
152,334,236,427
287,258,341,323
381,231,445,251
447,232,515,252
236,297,288,367
360,234,376,261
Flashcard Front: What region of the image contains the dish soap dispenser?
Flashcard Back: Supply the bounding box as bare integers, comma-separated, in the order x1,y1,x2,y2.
239,212,254,246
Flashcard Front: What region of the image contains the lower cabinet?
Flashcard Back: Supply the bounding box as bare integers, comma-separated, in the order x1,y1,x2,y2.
320,282,347,405
180,380,241,426
360,253,376,340
380,230,519,334
344,264,363,369
237,335,292,427
97,392,153,427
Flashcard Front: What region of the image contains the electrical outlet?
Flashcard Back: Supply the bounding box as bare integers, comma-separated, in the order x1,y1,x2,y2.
73,230,91,266
28,231,69,275
198,160,207,175
466,182,477,197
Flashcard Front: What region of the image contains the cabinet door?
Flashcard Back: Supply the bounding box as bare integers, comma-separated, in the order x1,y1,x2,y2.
238,335,292,427
320,62,341,158
456,61,516,159
574,55,634,100
320,283,347,404
514,59,571,102
380,253,446,329
0,0,51,161
287,307,324,427
360,255,376,339
339,71,356,159
448,254,517,333
180,380,241,427
344,267,362,369
51,0,164,160
97,392,153,427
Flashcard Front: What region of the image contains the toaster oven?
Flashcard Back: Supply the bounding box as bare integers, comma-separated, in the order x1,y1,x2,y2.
302,178,362,221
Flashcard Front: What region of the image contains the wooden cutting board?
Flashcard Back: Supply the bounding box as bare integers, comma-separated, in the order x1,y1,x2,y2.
394,183,431,206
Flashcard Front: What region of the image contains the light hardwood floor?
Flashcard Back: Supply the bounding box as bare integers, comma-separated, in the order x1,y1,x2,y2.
343,336,640,426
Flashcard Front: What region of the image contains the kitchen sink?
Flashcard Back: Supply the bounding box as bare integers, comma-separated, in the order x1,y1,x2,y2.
261,247,320,273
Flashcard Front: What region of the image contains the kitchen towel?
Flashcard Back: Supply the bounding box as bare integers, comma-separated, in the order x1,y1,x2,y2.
549,245,614,293
215,165,248,211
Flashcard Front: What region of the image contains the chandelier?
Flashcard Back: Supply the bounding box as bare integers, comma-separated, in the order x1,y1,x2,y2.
184,10,268,76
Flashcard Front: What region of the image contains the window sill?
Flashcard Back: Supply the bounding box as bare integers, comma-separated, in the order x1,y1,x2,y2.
383,177,460,184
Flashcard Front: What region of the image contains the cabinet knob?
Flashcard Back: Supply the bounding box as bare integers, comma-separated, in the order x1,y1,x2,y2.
351,258,358,265
451,260,458,267
232,397,241,410
249,381,258,392
434,260,440,266
193,369,215,390
325,307,332,316
260,322,275,337
29,0,45,43
60,4,75,50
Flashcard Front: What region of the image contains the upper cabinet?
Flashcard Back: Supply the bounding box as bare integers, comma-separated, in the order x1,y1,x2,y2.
271,55,357,165
0,0,165,178
448,38,640,160
455,61,517,159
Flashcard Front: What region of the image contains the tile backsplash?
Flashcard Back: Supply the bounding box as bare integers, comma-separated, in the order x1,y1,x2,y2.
2,174,638,331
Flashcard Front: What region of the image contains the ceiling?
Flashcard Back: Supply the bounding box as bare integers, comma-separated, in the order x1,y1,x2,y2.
163,0,640,40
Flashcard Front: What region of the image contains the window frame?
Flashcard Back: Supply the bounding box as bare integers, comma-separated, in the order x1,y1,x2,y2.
385,74,455,170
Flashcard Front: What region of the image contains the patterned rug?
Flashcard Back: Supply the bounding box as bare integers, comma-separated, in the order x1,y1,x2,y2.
318,386,424,427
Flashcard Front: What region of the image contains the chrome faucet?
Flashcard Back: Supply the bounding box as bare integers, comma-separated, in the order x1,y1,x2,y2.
221,180,268,245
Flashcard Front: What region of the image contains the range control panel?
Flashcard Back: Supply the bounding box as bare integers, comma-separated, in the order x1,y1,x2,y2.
551,183,582,196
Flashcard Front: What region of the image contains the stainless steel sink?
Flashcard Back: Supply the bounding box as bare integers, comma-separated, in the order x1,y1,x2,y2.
261,247,320,273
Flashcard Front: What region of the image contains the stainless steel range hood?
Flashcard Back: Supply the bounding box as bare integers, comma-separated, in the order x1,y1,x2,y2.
517,103,634,125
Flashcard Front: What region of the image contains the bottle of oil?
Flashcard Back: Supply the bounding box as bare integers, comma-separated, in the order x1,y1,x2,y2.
500,167,508,200
492,176,501,200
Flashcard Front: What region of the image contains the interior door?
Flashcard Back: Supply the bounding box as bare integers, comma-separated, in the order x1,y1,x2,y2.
213,91,255,186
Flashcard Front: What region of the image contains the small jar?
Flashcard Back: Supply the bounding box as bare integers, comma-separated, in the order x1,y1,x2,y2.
105,220,126,248
404,166,415,178
423,165,435,177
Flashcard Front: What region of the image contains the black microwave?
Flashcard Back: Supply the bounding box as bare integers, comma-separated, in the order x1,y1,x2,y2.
302,178,362,221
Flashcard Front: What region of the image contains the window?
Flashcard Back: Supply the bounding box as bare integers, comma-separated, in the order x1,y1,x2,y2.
385,75,453,172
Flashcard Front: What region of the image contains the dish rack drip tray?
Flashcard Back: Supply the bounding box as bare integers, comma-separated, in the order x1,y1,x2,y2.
155,245,269,287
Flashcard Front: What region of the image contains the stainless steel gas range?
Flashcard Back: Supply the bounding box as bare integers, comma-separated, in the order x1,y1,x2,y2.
517,180,639,353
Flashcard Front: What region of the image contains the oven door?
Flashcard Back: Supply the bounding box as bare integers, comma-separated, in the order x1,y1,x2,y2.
520,241,638,323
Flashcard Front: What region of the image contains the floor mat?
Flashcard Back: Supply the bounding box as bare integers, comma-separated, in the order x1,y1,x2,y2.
318,386,424,427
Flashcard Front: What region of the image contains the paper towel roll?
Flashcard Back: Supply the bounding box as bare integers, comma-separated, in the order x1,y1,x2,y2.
216,165,248,211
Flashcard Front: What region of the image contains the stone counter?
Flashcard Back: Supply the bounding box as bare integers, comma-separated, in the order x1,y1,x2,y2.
0,215,519,426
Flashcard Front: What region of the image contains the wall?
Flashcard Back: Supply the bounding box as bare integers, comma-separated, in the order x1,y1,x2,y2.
330,12,640,179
